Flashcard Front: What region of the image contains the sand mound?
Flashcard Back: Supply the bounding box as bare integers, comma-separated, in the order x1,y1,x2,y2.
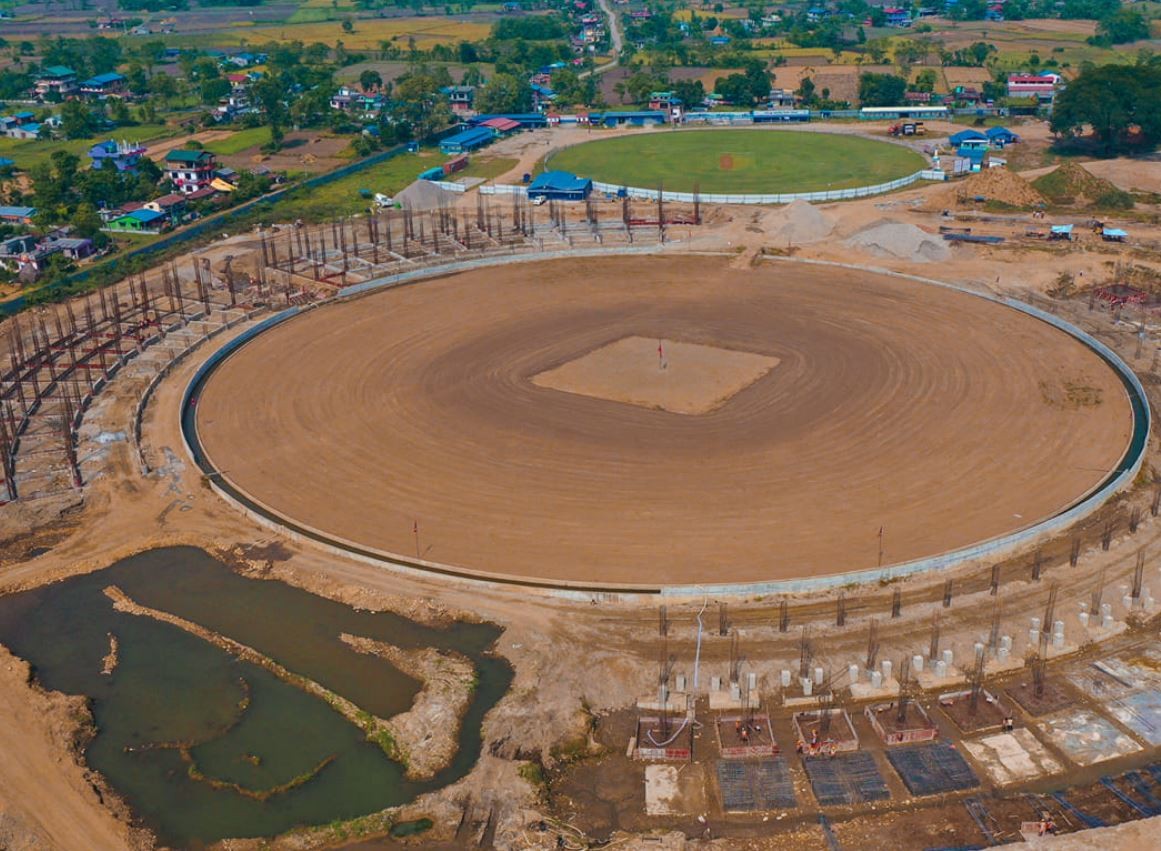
931,168,1046,209
1032,161,1133,207
394,179,458,211
762,199,835,244
844,219,950,262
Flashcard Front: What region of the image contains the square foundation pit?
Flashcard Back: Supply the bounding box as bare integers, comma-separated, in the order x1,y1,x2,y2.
1038,708,1143,766
961,729,1062,786
531,336,780,415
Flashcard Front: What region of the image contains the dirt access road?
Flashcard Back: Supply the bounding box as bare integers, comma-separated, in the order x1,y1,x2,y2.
195,255,1132,587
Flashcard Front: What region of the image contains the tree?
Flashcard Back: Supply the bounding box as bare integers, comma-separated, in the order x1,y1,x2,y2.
359,69,383,91
72,202,108,247
200,77,231,106
858,72,907,107
60,100,97,139
341,17,354,34
1092,9,1151,46
475,72,531,113
1050,63,1161,155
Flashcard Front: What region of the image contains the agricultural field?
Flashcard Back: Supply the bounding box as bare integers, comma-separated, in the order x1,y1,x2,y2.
546,129,926,194
196,16,493,50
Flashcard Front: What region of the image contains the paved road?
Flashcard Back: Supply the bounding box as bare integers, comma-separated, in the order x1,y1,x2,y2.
582,0,624,78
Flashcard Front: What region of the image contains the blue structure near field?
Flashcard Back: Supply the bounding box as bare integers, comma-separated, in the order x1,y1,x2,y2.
803,751,890,806
470,112,549,129
887,743,980,796
527,171,593,201
716,760,797,811
439,126,495,154
588,110,668,127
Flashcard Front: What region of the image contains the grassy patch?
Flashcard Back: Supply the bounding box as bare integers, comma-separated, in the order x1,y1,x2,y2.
547,129,926,194
208,126,273,156
261,151,433,221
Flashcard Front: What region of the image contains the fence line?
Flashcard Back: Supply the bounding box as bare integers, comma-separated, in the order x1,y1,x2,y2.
481,168,943,204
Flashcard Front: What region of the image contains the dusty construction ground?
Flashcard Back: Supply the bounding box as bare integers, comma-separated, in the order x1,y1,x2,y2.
196,255,1132,587
2,117,1161,848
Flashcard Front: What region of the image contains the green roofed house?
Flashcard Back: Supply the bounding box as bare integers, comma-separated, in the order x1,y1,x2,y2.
165,149,218,194
105,208,168,233
35,66,78,98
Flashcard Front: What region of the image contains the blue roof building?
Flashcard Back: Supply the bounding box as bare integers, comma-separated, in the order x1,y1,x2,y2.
984,126,1019,147
527,171,593,201
587,110,667,127
439,126,496,154
949,129,987,147
0,205,37,223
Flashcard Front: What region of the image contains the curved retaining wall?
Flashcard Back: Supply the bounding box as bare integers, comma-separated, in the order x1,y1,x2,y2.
180,252,1151,599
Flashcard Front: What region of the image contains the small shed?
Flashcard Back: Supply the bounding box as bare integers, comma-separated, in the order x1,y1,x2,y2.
1049,224,1074,241
527,171,593,202
1101,228,1128,243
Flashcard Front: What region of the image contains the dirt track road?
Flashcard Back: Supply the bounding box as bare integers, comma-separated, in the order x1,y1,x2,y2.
196,255,1132,586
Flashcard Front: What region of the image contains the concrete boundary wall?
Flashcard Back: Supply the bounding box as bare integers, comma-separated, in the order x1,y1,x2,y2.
481,171,941,204
178,251,1150,599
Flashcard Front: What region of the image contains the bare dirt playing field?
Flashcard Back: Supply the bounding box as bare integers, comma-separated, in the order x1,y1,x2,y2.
195,256,1133,587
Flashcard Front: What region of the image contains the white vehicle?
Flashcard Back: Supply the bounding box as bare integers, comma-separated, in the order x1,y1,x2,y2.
531,196,547,206
373,193,393,208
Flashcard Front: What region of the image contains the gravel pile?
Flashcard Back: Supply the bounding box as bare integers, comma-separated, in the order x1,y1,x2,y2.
844,219,950,263
762,199,835,244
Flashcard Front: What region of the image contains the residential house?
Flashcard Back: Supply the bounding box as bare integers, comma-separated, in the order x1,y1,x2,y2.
445,85,476,115
0,206,37,225
6,122,42,140
35,66,78,98
767,89,797,108
144,193,187,224
1007,73,1060,101
105,208,168,232
165,150,218,195
89,140,148,172
883,7,912,26
648,91,681,110
949,86,984,104
47,236,95,261
79,72,127,99
0,235,43,272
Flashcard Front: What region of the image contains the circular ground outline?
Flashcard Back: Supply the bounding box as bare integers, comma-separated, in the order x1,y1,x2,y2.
183,253,1147,594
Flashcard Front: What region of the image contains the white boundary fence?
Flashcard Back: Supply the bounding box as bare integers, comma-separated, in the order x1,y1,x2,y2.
480,169,946,205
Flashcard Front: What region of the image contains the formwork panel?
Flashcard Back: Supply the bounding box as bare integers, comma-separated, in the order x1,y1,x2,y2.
803,751,890,806
887,742,980,796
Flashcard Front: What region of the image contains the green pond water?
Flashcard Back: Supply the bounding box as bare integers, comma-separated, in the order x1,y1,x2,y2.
0,546,512,848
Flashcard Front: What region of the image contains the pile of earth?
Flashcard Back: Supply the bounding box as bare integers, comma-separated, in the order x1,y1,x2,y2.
761,199,835,245
844,219,950,263
394,179,459,211
1031,161,1134,209
930,168,1046,209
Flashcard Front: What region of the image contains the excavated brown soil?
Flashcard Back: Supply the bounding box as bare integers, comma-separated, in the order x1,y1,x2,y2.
195,255,1133,587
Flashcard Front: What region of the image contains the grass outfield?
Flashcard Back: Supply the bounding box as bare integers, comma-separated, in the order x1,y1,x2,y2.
546,130,926,194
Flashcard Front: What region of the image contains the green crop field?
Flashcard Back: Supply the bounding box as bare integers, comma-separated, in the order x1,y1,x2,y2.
546,129,927,194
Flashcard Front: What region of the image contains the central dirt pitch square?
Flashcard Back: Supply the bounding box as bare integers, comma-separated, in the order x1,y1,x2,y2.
531,337,779,415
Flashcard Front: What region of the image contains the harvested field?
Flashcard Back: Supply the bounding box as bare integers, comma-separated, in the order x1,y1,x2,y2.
195,256,1133,588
